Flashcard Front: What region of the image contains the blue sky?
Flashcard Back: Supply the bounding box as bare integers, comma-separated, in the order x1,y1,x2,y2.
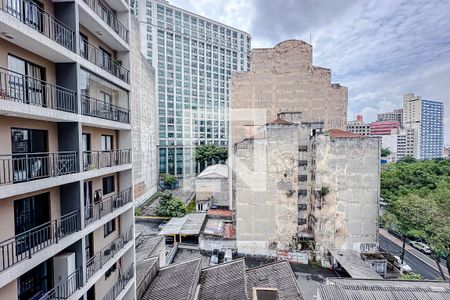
171,0,450,145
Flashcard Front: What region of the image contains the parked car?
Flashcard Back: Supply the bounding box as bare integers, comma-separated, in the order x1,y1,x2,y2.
410,241,432,254
393,255,412,273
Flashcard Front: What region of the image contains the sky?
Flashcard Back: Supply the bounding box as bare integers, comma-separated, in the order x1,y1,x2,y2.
171,0,450,145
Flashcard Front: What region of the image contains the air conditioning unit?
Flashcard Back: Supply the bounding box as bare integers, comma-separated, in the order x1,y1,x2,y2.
53,252,76,296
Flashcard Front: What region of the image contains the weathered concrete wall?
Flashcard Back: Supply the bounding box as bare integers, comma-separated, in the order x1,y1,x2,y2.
312,135,380,262
230,40,347,146
199,235,237,251
130,17,158,201
235,124,301,256
195,177,229,207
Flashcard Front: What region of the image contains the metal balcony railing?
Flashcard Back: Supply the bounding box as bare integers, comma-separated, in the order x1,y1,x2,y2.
85,188,132,226
82,0,129,43
0,210,80,272
102,263,134,300
0,0,74,51
79,37,130,83
0,67,77,113
0,151,77,185
86,225,133,279
38,267,82,300
81,94,130,123
82,149,131,171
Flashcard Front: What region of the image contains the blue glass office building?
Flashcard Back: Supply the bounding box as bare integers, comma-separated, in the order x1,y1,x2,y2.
420,100,444,159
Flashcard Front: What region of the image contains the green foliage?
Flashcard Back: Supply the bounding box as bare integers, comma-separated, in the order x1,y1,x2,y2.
399,273,423,280
161,173,177,186
186,198,196,213
156,192,187,217
134,207,143,216
318,186,330,197
381,159,450,280
195,144,228,164
381,148,391,157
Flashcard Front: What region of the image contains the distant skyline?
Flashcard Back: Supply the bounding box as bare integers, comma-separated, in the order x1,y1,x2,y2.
170,0,450,145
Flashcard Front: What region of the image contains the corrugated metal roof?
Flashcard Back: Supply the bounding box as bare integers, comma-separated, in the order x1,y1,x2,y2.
318,278,450,300
158,213,206,236
329,249,382,279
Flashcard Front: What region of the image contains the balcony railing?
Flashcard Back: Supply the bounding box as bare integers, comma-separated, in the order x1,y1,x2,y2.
85,188,132,226
0,210,80,272
86,225,133,279
79,37,130,83
82,149,131,171
0,0,74,51
38,267,82,300
102,263,134,300
81,94,130,123
0,151,77,185
82,0,129,43
0,67,77,113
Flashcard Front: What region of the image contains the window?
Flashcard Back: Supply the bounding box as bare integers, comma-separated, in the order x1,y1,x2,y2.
298,160,307,166
298,145,308,152
298,190,307,196
101,135,113,151
299,204,307,211
298,218,307,225
102,175,115,194
105,262,117,279
298,175,307,182
104,219,116,237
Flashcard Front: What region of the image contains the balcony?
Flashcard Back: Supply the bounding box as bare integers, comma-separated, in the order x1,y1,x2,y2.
86,225,133,279
79,37,130,83
82,149,131,171
85,188,132,226
81,94,130,123
0,67,77,113
0,210,80,272
0,151,78,185
0,0,75,51
38,267,82,300
102,263,134,300
82,0,129,44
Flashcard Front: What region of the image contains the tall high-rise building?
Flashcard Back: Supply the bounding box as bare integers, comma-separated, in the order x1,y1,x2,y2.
0,1,153,299
403,93,444,159
134,0,252,178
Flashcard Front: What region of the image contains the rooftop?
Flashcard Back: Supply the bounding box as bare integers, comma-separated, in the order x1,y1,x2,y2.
329,249,382,280
207,209,233,218
318,278,450,300
326,128,365,138
142,258,202,300
197,164,229,179
159,213,207,236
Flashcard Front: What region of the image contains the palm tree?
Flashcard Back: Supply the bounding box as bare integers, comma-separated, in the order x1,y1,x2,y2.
317,186,330,208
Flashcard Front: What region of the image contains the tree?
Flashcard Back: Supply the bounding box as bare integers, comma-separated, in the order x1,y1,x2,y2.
156,192,187,217
195,144,228,172
161,173,177,189
381,148,391,157
399,273,423,280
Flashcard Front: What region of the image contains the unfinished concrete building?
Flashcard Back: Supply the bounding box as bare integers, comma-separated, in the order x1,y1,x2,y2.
230,40,348,146
311,130,380,264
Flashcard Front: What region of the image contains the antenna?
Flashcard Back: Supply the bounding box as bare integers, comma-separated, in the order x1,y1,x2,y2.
309,32,312,44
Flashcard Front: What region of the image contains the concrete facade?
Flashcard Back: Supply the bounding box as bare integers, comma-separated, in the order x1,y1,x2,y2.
195,164,229,211
130,17,159,203
0,1,143,299
311,131,380,263
230,40,347,146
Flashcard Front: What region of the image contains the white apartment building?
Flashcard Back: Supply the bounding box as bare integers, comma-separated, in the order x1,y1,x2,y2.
133,0,251,178
0,1,145,299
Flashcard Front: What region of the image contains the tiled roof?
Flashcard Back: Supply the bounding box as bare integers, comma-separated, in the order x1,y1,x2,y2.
246,260,304,300
224,223,236,239
326,128,365,138
267,117,295,125
198,259,248,300
142,258,202,300
135,235,164,263
207,209,233,218
159,213,206,235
